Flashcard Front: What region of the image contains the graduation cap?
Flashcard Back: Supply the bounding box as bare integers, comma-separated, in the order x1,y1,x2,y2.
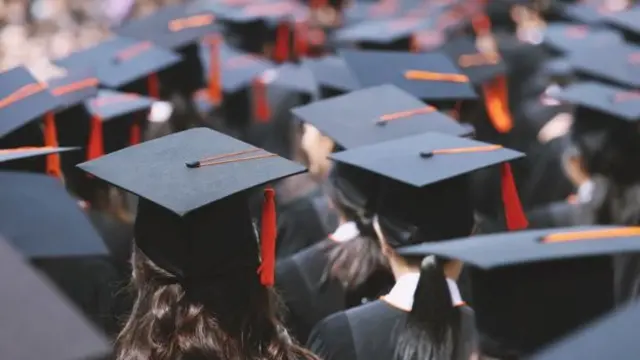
531,299,640,360
340,49,477,109
606,6,640,42
558,2,618,24
330,132,527,234
199,39,275,122
301,55,359,96
0,146,76,165
542,22,624,55
440,36,515,133
552,81,640,122
77,127,306,286
0,235,110,360
333,16,428,50
54,36,182,97
292,84,472,149
114,4,218,95
0,66,64,178
567,42,640,89
83,89,155,160
0,171,108,258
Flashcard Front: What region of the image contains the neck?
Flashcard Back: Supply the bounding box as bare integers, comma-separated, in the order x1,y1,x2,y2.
389,255,420,281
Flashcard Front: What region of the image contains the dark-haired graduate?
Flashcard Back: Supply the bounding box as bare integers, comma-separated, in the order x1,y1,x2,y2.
277,85,474,343
307,132,527,360
77,128,319,360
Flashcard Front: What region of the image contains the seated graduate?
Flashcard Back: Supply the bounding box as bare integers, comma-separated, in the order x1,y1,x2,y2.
277,85,473,343
307,132,527,360
77,128,319,360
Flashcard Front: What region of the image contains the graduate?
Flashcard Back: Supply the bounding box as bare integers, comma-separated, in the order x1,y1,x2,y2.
307,132,527,360
277,84,471,343
77,128,318,360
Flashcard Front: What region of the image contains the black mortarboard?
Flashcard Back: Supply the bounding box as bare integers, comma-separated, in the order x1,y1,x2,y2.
542,22,624,55
397,225,640,267
267,63,319,98
340,49,477,109
532,300,640,360
54,36,181,95
333,16,427,50
557,3,612,24
47,69,99,111
330,132,528,236
568,42,640,89
78,127,305,285
0,66,58,139
606,7,640,43
552,81,640,122
0,147,76,165
0,235,110,360
301,55,359,97
0,171,108,258
292,84,471,149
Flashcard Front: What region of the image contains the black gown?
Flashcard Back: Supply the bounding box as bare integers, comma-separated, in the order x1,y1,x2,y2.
276,239,393,343
307,300,477,360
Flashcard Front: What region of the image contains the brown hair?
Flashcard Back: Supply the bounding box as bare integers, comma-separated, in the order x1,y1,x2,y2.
115,246,320,360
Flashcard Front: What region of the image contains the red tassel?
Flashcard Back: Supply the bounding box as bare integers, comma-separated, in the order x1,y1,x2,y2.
207,35,222,104
482,75,513,133
43,112,62,179
253,77,270,123
147,73,160,98
258,187,277,287
274,22,291,63
500,163,528,230
129,121,141,146
87,115,104,161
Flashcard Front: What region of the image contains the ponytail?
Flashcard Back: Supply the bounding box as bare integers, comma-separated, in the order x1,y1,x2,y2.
396,255,460,360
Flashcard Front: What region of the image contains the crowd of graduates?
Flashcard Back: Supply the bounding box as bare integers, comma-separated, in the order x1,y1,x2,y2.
2,0,640,359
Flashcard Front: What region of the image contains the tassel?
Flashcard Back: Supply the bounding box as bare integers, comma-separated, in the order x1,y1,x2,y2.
253,77,270,123
294,22,309,58
207,35,222,104
258,187,277,287
43,112,62,179
500,163,528,231
274,22,291,63
130,121,141,146
87,115,104,161
147,73,160,99
482,76,513,133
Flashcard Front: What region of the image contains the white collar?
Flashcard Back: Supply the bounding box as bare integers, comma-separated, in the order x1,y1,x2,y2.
577,180,594,204
383,272,464,311
329,221,360,243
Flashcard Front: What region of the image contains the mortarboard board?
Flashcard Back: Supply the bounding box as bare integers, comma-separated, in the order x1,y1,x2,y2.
0,235,110,360
439,36,515,133
83,89,155,160
47,69,100,112
531,299,640,360
556,2,611,24
0,171,108,258
0,146,76,165
340,49,477,109
301,55,359,96
264,63,319,98
567,42,640,89
606,7,640,43
54,36,182,97
330,132,527,234
552,81,640,122
542,22,624,55
292,84,471,149
78,127,305,286
333,16,428,50
0,66,66,178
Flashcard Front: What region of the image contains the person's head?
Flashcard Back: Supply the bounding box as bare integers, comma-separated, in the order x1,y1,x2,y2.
300,123,334,180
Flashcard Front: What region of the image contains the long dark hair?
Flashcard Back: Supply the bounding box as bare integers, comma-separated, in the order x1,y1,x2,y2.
115,246,319,360
323,164,388,289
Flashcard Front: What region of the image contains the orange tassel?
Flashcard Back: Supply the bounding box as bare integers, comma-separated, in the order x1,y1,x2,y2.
482,75,513,133
147,73,160,98
207,35,222,104
130,121,141,146
274,22,291,63
87,115,104,161
294,22,309,58
43,112,62,179
253,77,270,123
500,163,528,231
258,187,277,286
